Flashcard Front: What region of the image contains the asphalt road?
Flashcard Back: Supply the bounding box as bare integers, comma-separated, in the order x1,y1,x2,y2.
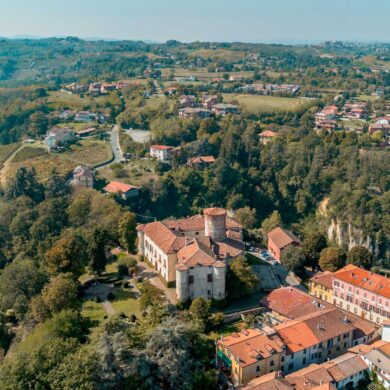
110,124,123,163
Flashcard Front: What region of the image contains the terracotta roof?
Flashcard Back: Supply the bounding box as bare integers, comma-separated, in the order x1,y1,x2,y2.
150,145,174,151
310,271,334,290
261,287,331,319
285,364,334,390
268,227,301,250
275,308,356,353
259,130,278,137
218,329,285,368
188,156,216,164
324,353,368,382
204,207,227,216
348,340,387,355
103,181,139,194
140,221,186,254
177,238,216,267
241,372,292,390
333,264,390,298
364,342,390,374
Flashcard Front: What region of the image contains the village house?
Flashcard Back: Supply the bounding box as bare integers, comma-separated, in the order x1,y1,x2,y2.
315,105,339,131
178,95,196,108
44,127,75,150
267,227,301,262
201,95,218,109
229,74,244,81
187,155,216,168
309,271,334,303
344,101,369,119
149,145,174,160
178,107,212,119
64,82,87,93
103,181,139,200
76,127,97,138
75,111,98,123
331,264,390,325
137,208,244,300
258,130,278,145
72,165,94,188
58,109,75,121
212,103,239,116
88,82,102,97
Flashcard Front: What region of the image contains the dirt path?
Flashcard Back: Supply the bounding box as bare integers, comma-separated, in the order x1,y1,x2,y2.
102,300,116,316
0,143,24,187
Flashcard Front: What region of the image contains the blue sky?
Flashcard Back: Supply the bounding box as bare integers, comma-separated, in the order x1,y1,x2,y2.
0,0,389,43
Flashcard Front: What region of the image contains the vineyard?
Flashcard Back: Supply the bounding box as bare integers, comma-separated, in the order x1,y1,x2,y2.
0,143,21,168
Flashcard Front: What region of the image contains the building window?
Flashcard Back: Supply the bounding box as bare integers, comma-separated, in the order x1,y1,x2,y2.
207,274,213,283
281,356,285,362
290,353,294,359
288,363,294,370
188,275,194,285
281,365,284,371
270,360,274,367
256,366,260,372
303,349,307,354
343,342,347,348
302,358,306,365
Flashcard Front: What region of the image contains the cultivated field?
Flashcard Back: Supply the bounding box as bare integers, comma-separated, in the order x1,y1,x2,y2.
222,93,312,113
5,140,112,182
0,142,21,167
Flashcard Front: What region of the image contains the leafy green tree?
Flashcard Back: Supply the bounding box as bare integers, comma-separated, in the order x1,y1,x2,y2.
190,297,210,332
5,167,44,203
118,212,137,253
29,111,48,137
31,274,79,322
319,247,346,272
302,232,327,270
44,174,69,198
347,245,373,270
139,281,165,312
87,228,108,275
235,207,257,230
281,246,305,273
260,211,282,238
227,256,258,299
0,260,47,320
45,231,87,277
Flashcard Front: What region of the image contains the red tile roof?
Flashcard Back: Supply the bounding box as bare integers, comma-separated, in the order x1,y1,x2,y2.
333,264,390,298
268,227,301,250
310,271,334,290
103,181,138,194
150,145,174,151
259,130,278,137
241,372,292,390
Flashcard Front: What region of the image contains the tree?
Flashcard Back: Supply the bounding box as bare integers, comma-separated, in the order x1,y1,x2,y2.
347,245,373,270
31,274,79,322
302,232,327,270
227,256,258,299
319,247,346,272
5,167,44,203
190,297,210,332
45,230,87,277
281,246,305,273
235,207,257,230
29,111,48,137
0,260,47,320
260,210,282,238
45,174,69,198
87,228,108,275
118,212,137,253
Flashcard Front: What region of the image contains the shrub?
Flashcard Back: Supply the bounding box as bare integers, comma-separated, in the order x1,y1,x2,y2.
94,296,101,303
122,280,129,288
106,292,115,301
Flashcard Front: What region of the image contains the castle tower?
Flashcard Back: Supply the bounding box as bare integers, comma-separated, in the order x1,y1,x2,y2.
176,264,189,301
213,261,226,300
204,207,227,242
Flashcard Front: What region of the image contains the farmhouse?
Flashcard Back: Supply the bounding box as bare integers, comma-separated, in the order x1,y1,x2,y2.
258,130,278,145
137,208,244,300
72,165,94,188
149,145,174,160
44,127,75,150
267,227,301,262
103,181,139,199
212,103,239,116
75,111,98,122
178,107,212,119
187,156,216,168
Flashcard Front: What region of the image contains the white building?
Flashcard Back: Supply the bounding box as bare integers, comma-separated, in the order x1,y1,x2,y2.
75,111,97,122
137,208,244,301
149,145,174,161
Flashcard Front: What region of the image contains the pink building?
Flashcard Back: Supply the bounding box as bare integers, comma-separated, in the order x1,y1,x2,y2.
332,264,390,325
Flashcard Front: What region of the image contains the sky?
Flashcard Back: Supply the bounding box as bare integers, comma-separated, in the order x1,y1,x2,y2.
0,0,389,44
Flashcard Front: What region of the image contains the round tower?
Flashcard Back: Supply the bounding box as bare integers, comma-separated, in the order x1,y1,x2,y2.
176,264,189,302
212,261,226,300
204,207,227,241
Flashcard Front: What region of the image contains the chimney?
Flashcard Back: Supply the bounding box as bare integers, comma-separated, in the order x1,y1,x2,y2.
320,379,323,385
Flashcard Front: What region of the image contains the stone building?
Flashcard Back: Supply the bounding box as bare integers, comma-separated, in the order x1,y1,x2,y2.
137,207,244,301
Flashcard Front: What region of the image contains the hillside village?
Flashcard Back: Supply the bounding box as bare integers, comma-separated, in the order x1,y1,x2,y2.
0,36,389,389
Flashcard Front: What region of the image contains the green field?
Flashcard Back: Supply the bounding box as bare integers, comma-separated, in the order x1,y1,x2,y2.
6,140,112,182
222,93,312,113
48,90,92,110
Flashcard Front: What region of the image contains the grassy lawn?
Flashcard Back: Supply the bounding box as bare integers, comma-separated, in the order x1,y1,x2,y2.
57,121,97,131
111,288,141,319
48,90,92,110
6,140,112,182
207,321,246,341
98,158,157,186
222,93,312,113
339,118,366,130
81,300,107,322
145,95,175,110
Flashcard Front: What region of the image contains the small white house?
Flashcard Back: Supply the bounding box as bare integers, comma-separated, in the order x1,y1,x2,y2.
149,145,174,161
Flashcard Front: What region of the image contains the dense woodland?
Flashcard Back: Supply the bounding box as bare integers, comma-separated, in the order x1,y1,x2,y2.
0,38,389,388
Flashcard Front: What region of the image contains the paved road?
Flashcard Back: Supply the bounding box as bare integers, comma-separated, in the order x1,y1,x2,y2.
110,124,123,163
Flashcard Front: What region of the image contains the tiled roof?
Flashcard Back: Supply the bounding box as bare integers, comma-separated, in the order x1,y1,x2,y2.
348,340,387,355
275,308,356,352
103,181,138,194
188,156,216,164
218,329,285,368
268,227,301,250
333,264,390,298
364,343,390,374
261,287,331,319
285,364,334,390
310,271,334,290
177,238,216,267
259,130,278,137
324,353,368,382
150,145,174,151
241,372,292,390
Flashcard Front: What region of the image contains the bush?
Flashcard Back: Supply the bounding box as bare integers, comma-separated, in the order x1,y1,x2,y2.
117,264,129,277
106,292,115,301
94,296,101,303
211,312,224,327
122,280,129,288
130,314,137,322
